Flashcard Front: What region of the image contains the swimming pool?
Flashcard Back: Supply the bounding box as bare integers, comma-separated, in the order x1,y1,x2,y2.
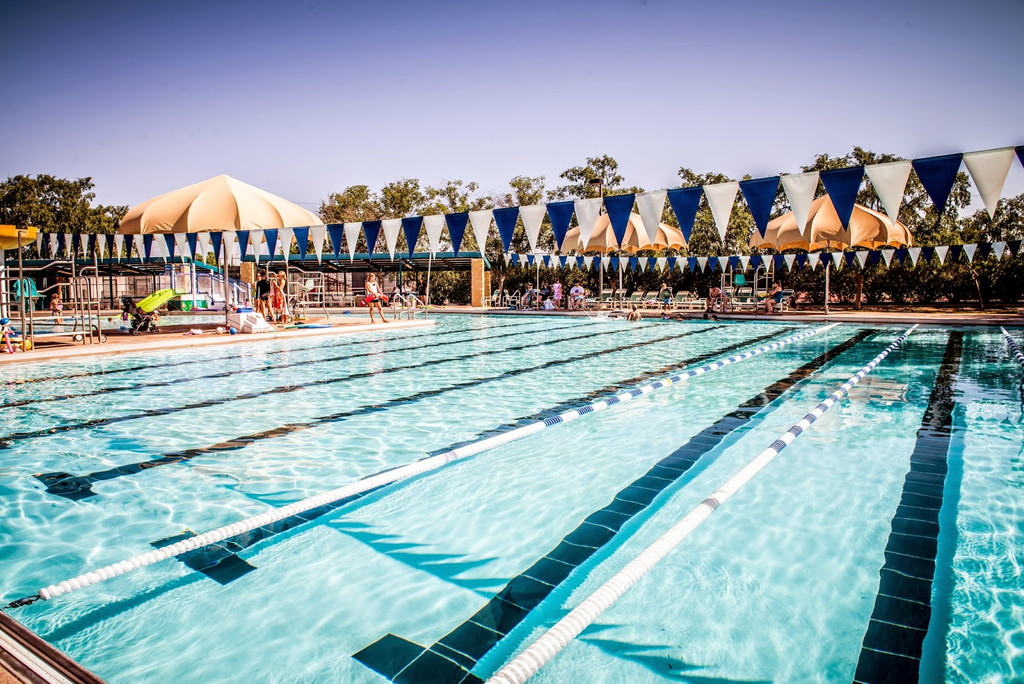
1,315,1021,682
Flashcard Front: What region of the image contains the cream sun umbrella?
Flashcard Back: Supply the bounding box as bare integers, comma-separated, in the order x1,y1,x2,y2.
562,212,686,254
749,195,912,313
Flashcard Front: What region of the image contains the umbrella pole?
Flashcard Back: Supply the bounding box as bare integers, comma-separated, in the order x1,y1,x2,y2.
222,241,230,326
824,258,830,316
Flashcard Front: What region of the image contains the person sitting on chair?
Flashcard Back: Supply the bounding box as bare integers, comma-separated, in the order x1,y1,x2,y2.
706,286,724,312
765,282,784,314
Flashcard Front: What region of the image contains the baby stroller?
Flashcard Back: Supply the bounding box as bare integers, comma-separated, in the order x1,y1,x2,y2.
120,296,158,335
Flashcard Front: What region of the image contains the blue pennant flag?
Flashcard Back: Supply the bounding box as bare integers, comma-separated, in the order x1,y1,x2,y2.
559,256,567,268
912,153,963,215
629,256,638,272
609,256,619,271
739,176,780,237
795,253,808,269
976,242,992,259
236,230,249,262
749,254,762,270
186,233,198,260
843,252,857,267
1006,239,1020,257
773,254,785,271
667,187,702,242
527,254,535,267
293,226,309,261
105,233,116,260
264,229,279,261
327,224,345,261
604,194,635,247
56,232,67,257
686,256,698,271
123,234,134,260
708,258,719,272
445,213,469,255
401,217,423,257
920,246,935,262
362,221,381,257
820,167,864,229
143,234,154,261
666,256,677,271
209,232,222,262
510,253,520,266
894,247,908,265
546,200,575,251
947,244,963,262
867,251,881,267
71,232,82,256
576,256,586,269
493,207,519,253
163,234,176,260
1017,146,1024,169
87,233,97,256
728,255,741,271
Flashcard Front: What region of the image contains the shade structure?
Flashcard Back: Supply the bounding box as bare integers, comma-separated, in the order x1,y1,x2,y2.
750,195,912,252
118,175,322,234
562,212,686,254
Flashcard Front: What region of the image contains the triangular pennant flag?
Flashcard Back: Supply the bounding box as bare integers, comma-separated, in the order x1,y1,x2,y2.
635,190,667,244
35,231,43,256
718,256,730,272
628,256,638,272
327,224,345,261
739,176,779,237
249,229,264,262
541,255,550,268
519,205,546,252
310,224,327,262
784,254,796,271
913,153,963,215
993,241,1006,260
685,256,697,272
920,246,935,263
343,222,361,260
696,256,707,272
559,256,568,268
291,226,308,261
865,161,912,223
185,232,199,261
174,233,189,261
510,253,519,266
868,250,881,267
604,194,636,247
87,233,98,257
545,201,574,251
728,256,741,271
948,244,963,262
1018,146,1024,169
666,256,677,271
197,232,211,263
468,210,492,252
1007,239,1021,257
574,198,603,247
492,207,519,253
794,253,807,270
739,255,750,270
703,181,740,241
382,218,402,260
667,187,702,242
49,233,58,257
832,253,844,269
583,256,593,270
962,243,976,263
894,248,907,265
841,252,855,268
963,148,1015,218
601,256,610,270
114,233,124,261
210,232,223,262
934,245,948,264
749,254,762,270
71,232,82,258
881,248,895,267
575,256,585,270
526,254,534,267
856,251,869,269
908,247,921,266
445,212,469,255
656,256,667,271
401,216,424,257
143,234,155,261
361,221,380,257
423,215,445,256
277,227,293,261
820,167,864,229
263,229,279,262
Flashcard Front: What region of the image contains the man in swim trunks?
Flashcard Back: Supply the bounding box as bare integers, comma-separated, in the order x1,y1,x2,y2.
254,270,273,320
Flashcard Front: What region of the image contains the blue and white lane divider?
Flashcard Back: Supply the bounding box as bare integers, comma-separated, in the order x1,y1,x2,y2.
18,323,839,606
1002,327,1024,369
487,325,917,684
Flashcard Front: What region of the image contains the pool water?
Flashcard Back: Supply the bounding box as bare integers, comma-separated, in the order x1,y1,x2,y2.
0,315,1021,683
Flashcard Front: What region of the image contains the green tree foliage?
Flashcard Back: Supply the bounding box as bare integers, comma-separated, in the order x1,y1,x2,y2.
0,174,127,236
555,155,624,199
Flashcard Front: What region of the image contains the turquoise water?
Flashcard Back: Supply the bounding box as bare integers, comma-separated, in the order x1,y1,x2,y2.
0,315,1021,682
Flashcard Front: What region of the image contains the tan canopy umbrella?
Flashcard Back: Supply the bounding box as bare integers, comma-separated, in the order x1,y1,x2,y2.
118,174,321,234
562,212,686,254
749,195,912,252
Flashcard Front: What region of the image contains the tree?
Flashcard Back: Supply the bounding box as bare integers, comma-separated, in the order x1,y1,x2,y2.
318,185,379,223
0,174,126,235
555,155,624,199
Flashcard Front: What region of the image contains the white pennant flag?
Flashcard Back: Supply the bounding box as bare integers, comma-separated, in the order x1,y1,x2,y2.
704,181,739,241
601,256,610,270
423,215,445,256
781,171,819,237
277,227,294,261
249,230,264,263
856,251,869,269
583,256,594,270
656,256,667,272
907,247,921,266
784,254,796,270
935,245,948,264
636,190,668,244
49,233,58,257
382,219,401,260
503,253,511,266
992,241,1006,260
808,253,819,270
468,210,493,252
196,233,210,263
832,253,843,269
519,205,546,252
963,148,1016,218
309,224,327,262
696,256,707,272
963,243,977,263
881,248,895,267
152,235,167,261
174,233,189,261
717,256,729,272
35,232,43,255
739,255,750,270
342,222,361,260
113,234,124,261
865,161,912,223
574,198,603,247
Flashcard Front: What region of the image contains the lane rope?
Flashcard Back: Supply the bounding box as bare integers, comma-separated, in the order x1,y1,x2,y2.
1002,327,1024,369
486,324,916,684
9,323,839,608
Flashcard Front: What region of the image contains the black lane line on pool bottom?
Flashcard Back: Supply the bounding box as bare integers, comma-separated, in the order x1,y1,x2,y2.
351,329,876,684
146,326,784,587
853,331,963,684
36,326,721,500
0,318,551,408
7,320,587,447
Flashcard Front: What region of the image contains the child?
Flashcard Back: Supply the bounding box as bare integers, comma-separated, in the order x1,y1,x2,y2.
50,292,64,325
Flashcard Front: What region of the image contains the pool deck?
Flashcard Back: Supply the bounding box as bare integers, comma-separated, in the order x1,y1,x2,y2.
0,305,1020,366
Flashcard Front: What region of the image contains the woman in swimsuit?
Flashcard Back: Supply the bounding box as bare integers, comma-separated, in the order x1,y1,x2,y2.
365,273,388,323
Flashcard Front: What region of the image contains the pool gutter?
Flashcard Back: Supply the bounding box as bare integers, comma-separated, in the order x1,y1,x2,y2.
0,611,104,683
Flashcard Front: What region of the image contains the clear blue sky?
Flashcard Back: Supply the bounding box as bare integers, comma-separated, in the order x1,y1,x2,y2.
2,0,1022,212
